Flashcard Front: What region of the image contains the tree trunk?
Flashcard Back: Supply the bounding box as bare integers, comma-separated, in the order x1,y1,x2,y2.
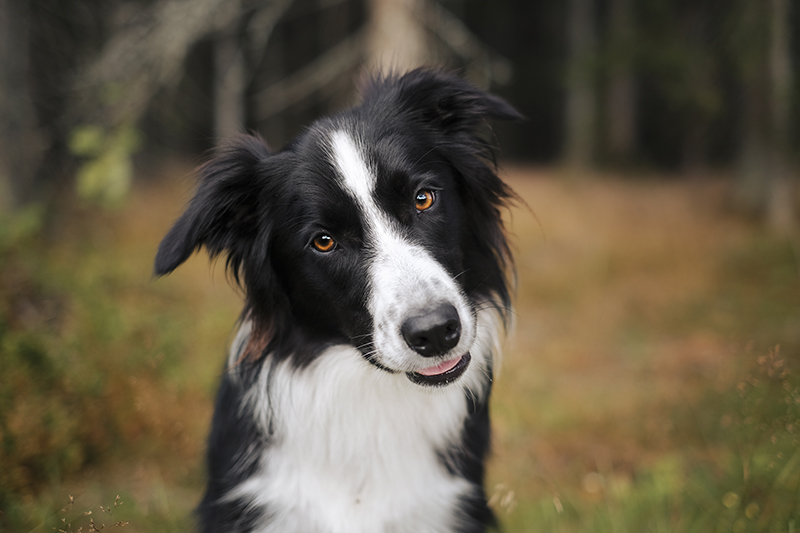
733,0,771,216
767,0,795,233
735,80,771,214
214,1,247,141
69,0,236,132
0,0,43,208
365,0,428,73
564,0,597,168
605,0,635,164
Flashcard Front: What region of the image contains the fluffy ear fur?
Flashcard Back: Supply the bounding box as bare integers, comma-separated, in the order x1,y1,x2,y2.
154,135,270,278
365,68,523,135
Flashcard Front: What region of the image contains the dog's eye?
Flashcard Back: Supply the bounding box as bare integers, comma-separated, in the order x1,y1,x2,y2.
312,234,335,253
415,189,435,211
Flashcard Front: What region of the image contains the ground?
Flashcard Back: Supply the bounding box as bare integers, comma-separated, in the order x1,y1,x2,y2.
2,164,798,532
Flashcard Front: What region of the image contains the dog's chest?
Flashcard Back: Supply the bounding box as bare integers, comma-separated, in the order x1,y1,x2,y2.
232,347,474,533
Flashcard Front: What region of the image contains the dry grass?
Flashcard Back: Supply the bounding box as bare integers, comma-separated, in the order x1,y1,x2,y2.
490,168,799,529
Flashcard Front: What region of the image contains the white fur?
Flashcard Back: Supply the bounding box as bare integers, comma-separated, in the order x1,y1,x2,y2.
328,131,477,374
228,306,501,533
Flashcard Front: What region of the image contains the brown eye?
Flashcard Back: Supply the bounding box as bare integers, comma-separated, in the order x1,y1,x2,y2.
415,189,435,211
312,234,335,252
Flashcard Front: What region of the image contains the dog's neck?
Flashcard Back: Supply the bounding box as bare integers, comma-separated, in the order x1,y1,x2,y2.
223,307,501,532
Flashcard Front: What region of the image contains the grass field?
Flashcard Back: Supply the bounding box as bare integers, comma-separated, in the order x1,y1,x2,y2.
1,164,798,531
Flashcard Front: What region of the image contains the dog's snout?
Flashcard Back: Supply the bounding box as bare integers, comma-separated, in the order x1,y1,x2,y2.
401,304,461,357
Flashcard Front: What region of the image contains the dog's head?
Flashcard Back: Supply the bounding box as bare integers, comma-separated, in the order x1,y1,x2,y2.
155,69,519,386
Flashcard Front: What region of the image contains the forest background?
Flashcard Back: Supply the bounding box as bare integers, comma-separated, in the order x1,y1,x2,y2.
1,0,799,531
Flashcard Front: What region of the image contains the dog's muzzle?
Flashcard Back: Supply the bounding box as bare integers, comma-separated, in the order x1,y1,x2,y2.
402,303,470,386
401,303,461,357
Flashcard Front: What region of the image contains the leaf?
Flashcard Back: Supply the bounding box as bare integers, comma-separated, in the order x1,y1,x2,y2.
69,126,106,157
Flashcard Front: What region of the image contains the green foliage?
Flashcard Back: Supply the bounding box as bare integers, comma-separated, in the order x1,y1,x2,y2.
499,351,800,532
0,220,80,521
0,205,44,254
69,124,142,208
686,348,800,532
0,205,203,531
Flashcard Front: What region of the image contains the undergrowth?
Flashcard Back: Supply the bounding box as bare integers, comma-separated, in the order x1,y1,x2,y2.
499,348,800,532
1,174,798,531
0,206,203,531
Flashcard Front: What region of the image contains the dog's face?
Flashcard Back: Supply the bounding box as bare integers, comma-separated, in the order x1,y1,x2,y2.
267,126,476,383
155,70,519,386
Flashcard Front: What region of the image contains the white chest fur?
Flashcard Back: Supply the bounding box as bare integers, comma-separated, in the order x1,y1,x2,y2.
226,309,501,533
232,350,471,533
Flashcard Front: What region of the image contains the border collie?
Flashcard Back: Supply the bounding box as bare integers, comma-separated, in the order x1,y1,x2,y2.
154,69,519,533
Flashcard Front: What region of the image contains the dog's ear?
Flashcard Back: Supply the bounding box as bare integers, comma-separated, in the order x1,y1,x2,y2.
154,135,270,277
379,68,522,134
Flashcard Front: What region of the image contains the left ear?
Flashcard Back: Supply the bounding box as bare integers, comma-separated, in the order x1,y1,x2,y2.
154,135,271,277
374,68,523,134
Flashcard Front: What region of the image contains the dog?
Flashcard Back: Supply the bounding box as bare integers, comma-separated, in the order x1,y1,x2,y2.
154,69,519,533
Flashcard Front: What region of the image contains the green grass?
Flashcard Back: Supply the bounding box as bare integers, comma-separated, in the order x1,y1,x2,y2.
1,167,799,531
493,350,800,532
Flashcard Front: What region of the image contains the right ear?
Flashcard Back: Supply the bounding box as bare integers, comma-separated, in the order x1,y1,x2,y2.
154,135,271,277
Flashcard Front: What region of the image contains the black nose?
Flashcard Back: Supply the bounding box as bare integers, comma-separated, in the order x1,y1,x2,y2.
401,304,461,357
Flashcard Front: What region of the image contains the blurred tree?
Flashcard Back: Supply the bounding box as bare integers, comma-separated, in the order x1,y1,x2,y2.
459,0,566,161
252,0,510,130
676,4,718,172
730,0,796,230
363,0,512,81
564,0,597,168
635,0,724,172
65,0,239,204
604,0,637,164
0,0,43,209
766,0,795,232
730,0,772,214
253,1,365,125
215,0,295,140
2,0,519,210
420,0,512,88
7,0,299,207
366,0,428,71
214,0,248,139
1,0,117,208
1,0,795,214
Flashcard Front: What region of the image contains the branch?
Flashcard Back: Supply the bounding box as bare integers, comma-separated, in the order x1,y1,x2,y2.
419,1,512,87
254,30,366,120
245,0,296,67
68,0,236,130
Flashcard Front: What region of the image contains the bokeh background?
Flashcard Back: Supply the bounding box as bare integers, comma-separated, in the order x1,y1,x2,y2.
1,0,799,531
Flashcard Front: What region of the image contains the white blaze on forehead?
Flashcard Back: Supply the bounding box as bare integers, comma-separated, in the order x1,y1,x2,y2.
329,130,376,205
327,129,400,248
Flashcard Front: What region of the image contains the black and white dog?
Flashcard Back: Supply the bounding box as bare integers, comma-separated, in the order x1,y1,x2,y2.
154,69,519,533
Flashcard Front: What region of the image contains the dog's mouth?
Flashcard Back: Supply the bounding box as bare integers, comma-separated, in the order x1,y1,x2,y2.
406,353,471,386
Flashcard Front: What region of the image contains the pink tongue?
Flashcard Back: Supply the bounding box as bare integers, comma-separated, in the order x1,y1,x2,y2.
417,356,461,376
